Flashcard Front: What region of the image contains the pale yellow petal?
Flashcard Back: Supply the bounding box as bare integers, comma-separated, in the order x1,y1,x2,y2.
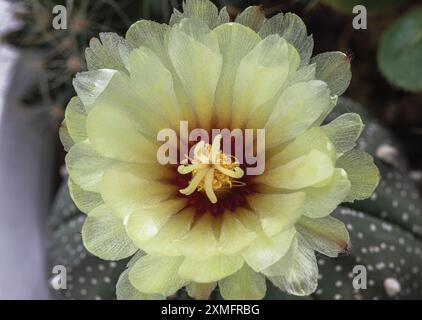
168,20,222,129
59,120,74,152
174,212,219,258
85,70,168,139
181,0,219,28
233,207,263,233
217,7,230,25
186,282,217,300
85,33,129,72
266,127,336,170
73,69,115,109
235,6,266,32
178,255,244,283
129,255,187,296
264,235,318,296
101,163,176,219
126,198,187,247
125,19,195,125
218,211,257,255
68,179,103,214
212,23,261,127
128,47,183,128
297,216,350,257
258,12,313,65
255,149,334,190
81,205,137,260
66,141,116,192
65,96,87,143
242,228,296,272
142,207,195,256
311,51,351,96
247,192,305,236
116,269,165,300
302,168,351,218
336,150,380,202
231,35,292,128
322,113,364,155
126,20,170,62
86,103,158,164
245,63,316,130
169,9,184,26
265,80,332,147
219,265,266,300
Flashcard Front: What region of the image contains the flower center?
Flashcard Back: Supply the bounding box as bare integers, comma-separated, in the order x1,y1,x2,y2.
177,135,245,204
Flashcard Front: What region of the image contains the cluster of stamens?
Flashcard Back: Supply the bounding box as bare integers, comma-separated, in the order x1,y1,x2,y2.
177,135,245,203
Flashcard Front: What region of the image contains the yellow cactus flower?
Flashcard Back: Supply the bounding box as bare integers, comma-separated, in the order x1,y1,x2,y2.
60,0,379,300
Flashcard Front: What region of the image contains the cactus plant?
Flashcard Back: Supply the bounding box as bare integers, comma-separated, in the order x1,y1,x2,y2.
56,0,384,299
46,0,421,300
48,97,422,300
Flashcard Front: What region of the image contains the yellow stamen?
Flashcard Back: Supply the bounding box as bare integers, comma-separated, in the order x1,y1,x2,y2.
178,135,245,203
